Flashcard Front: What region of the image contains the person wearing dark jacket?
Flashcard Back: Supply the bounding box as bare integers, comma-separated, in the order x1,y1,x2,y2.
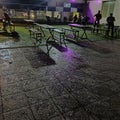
2,12,11,31
93,10,102,32
106,13,115,37
73,14,78,23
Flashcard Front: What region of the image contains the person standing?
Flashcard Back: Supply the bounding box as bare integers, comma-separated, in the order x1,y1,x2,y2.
2,12,11,31
81,15,90,25
93,10,102,32
106,13,115,37
73,14,78,23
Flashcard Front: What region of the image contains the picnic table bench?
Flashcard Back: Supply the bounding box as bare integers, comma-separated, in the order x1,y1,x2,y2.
24,19,34,28
93,25,120,38
69,23,92,39
29,23,68,54
53,29,67,47
62,27,79,41
29,28,42,46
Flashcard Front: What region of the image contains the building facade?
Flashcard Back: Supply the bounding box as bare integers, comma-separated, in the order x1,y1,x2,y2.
0,0,119,25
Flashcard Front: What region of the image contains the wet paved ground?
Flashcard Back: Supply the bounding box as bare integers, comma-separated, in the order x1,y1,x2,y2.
0,31,120,120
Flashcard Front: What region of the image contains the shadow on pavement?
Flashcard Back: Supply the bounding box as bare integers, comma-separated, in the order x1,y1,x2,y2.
48,41,68,52
22,47,56,68
66,39,112,53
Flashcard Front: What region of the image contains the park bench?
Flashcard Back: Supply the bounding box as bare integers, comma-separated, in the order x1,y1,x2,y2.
29,28,42,45
53,29,67,47
93,26,120,38
62,27,79,41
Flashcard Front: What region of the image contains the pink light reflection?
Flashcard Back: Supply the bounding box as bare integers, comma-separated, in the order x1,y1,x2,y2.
64,47,80,62
70,0,75,3
97,0,102,3
64,48,74,60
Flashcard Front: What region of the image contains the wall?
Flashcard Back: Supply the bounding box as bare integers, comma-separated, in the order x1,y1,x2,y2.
88,0,103,23
47,0,84,6
46,0,84,22
88,0,120,26
113,0,120,26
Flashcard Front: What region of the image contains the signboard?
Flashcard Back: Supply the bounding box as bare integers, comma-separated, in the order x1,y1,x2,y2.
71,8,77,12
64,2,71,8
56,7,63,12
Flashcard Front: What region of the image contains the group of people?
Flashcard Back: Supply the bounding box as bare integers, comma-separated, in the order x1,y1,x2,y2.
72,14,90,25
93,10,115,37
72,10,116,37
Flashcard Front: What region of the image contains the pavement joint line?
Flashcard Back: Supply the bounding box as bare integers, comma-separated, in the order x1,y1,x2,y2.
0,43,55,50
24,93,37,120
0,46,37,50
44,88,66,120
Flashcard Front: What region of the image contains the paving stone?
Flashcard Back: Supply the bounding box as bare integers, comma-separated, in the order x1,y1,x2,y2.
102,80,120,93
59,79,84,92
0,50,10,59
37,75,59,86
17,70,36,81
0,74,20,85
12,60,29,67
0,61,10,71
86,84,116,98
0,96,1,105
0,102,2,114
45,82,69,98
25,87,50,104
71,87,101,106
105,94,120,115
0,114,3,120
34,67,53,77
53,94,79,114
85,99,120,120
9,48,23,56
11,66,33,75
3,106,35,120
0,111,2,117
20,78,44,92
30,99,61,120
50,115,65,120
1,80,22,96
63,108,97,120
2,93,28,113
0,69,15,76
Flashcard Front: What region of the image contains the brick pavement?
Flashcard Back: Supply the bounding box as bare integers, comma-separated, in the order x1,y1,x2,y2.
0,37,120,120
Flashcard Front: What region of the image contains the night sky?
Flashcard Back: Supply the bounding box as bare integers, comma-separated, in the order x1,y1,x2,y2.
0,0,47,4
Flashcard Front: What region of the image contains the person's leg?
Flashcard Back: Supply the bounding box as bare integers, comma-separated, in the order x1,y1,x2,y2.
93,21,97,32
107,24,110,36
3,22,7,31
8,21,12,32
96,20,100,33
111,25,114,37
96,23,99,33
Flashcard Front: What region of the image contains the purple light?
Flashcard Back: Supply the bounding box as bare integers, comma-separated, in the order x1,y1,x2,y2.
97,0,102,3
64,48,81,62
65,48,73,60
87,5,94,23
70,0,75,3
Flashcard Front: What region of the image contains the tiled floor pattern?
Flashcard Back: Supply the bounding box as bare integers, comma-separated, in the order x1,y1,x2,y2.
0,36,120,120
